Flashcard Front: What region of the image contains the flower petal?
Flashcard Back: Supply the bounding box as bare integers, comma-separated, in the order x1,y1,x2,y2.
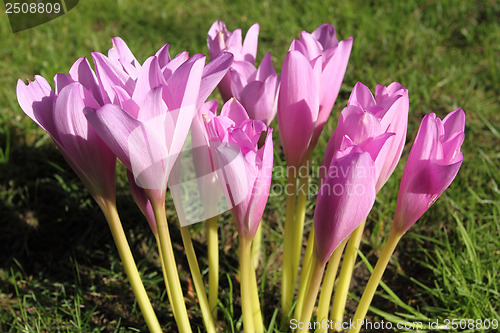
278,50,319,167
85,103,141,171
163,53,205,111
108,37,141,79
220,98,249,127
198,52,233,108
17,76,58,140
54,82,115,199
242,23,260,63
312,23,338,50
92,52,134,103
314,147,376,263
132,56,166,106
348,81,376,109
68,57,104,105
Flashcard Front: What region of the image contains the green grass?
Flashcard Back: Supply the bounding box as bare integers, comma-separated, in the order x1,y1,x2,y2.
1,0,499,332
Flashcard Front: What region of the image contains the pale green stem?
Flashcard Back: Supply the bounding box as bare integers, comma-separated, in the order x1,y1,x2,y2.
348,229,403,333
180,226,216,333
316,239,348,333
252,222,263,269
330,220,366,330
152,203,192,333
281,171,298,320
297,254,326,333
240,236,256,333
250,243,264,333
206,216,219,320
293,226,314,320
99,200,162,333
292,174,309,291
154,234,174,313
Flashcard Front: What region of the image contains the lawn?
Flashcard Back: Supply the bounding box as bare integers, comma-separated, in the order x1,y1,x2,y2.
0,0,499,332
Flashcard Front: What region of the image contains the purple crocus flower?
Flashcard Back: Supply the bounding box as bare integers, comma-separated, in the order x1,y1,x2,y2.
204,99,274,239
393,109,465,234
278,23,353,167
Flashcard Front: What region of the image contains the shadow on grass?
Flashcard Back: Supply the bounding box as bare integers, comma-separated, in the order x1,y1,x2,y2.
0,138,241,331
0,141,163,329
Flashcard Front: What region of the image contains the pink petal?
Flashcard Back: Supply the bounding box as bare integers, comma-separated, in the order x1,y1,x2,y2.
361,133,395,191
316,36,353,129
289,39,306,54
127,170,157,232
54,82,115,198
137,86,169,122
155,43,171,69
408,113,440,164
229,61,257,100
85,103,141,171
312,24,338,50
132,56,166,106
348,81,376,109
163,51,190,80
68,57,104,105
242,23,260,64
394,159,463,233
163,54,205,111
212,141,252,219
207,21,229,59
220,98,249,127
16,76,58,140
54,73,75,95
112,86,139,118
238,128,273,238
314,147,376,263
299,31,323,60
109,37,140,68
108,37,141,79
338,105,382,146
375,82,407,102
226,28,243,56
255,52,276,81
92,52,134,104
278,51,319,167
198,52,233,108
240,73,279,125
442,108,465,143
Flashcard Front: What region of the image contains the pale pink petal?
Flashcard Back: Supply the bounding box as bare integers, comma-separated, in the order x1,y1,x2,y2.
278,51,319,167
16,76,58,140
54,82,115,199
163,51,190,80
132,56,166,106
312,23,338,50
229,61,257,100
220,98,249,126
394,159,463,233
68,57,104,105
314,147,376,263
137,86,169,122
108,37,141,79
163,53,205,111
299,31,323,60
315,36,353,131
255,52,276,81
84,103,141,171
348,81,376,109
198,52,233,108
240,73,279,125
242,23,260,64
127,170,157,232
92,52,134,103
155,43,171,69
